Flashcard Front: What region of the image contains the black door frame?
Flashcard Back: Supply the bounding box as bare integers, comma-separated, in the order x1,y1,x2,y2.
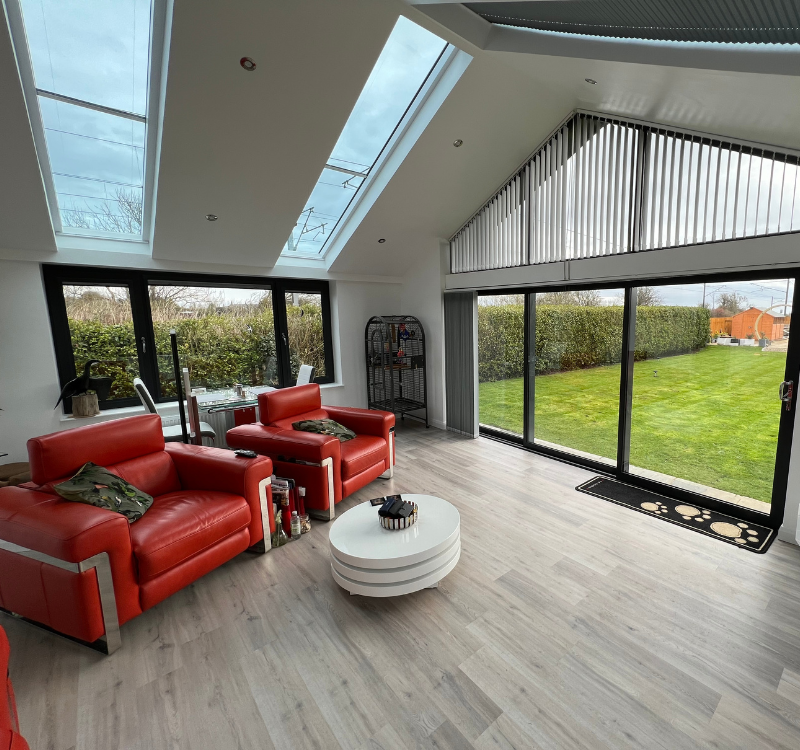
478,266,800,530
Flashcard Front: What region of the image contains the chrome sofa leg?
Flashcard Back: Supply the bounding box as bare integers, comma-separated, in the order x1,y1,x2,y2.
381,428,395,480
247,476,273,554
307,457,336,521
0,542,121,654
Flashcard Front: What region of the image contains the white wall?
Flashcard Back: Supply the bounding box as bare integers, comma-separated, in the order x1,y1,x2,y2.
325,279,402,408
399,240,448,429
0,259,403,461
0,260,62,461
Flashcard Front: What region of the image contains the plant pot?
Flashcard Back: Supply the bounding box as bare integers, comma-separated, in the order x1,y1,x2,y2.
91,377,113,401
72,393,100,418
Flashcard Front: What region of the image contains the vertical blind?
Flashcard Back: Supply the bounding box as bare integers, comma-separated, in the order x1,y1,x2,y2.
450,112,800,273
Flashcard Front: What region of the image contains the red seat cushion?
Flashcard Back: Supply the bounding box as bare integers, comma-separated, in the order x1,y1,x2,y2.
340,436,387,479
130,491,250,581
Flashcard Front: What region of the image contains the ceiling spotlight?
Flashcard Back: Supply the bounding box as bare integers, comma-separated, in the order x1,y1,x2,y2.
585,78,597,85
378,238,386,243
453,139,463,147
240,57,256,72
205,214,218,221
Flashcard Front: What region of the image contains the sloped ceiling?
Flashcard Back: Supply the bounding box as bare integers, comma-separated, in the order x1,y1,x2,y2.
151,0,402,268
0,4,55,255
332,27,800,275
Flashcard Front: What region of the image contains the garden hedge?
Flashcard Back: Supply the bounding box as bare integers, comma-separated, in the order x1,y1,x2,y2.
69,305,324,400
478,303,709,382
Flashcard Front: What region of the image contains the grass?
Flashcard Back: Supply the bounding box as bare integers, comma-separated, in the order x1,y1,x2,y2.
479,345,787,504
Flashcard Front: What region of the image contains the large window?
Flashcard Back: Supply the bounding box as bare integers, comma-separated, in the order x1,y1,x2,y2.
477,271,800,530
44,266,334,411
283,17,447,257
11,0,162,239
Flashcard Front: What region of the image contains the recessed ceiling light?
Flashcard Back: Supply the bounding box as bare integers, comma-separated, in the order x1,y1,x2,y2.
453,139,463,147
240,57,256,72
378,238,386,243
585,78,597,85
206,214,218,221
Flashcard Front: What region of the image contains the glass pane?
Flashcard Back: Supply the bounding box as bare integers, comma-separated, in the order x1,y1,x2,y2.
63,284,139,401
478,294,524,435
285,292,326,382
532,289,624,465
629,280,793,512
283,17,446,256
149,286,277,396
41,98,145,235
20,0,152,115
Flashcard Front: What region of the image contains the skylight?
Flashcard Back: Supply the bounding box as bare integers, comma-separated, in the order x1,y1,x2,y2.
283,16,447,257
17,0,154,239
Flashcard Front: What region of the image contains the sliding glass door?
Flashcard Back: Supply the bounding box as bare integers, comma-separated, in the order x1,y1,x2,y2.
477,272,799,527
629,279,795,514
531,288,624,466
478,294,524,436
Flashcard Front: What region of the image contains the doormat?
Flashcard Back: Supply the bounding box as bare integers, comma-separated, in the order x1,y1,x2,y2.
576,476,775,554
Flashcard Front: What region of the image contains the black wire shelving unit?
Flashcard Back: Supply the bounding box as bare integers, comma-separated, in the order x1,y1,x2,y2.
365,315,428,427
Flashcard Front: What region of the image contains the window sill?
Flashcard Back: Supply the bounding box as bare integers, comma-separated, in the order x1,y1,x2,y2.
59,384,344,425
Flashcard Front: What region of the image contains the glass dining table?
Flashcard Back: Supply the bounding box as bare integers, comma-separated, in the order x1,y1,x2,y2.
193,385,276,413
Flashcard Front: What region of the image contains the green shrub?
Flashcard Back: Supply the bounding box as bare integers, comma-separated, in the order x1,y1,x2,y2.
68,304,325,399
478,304,710,382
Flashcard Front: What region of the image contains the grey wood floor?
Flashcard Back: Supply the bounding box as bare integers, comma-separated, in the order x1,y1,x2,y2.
7,422,800,749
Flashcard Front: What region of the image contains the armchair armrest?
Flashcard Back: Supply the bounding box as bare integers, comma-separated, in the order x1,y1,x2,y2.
324,406,395,440
0,486,132,564
164,443,275,546
227,424,341,464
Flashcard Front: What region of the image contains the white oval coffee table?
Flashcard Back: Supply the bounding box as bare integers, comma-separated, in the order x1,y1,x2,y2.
329,494,460,597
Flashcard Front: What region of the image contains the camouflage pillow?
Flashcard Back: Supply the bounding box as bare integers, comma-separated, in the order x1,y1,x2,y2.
54,462,154,523
292,418,356,442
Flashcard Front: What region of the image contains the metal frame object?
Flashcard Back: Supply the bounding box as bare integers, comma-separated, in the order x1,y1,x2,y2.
0,540,121,655
306,457,336,521
381,427,395,480
246,476,273,553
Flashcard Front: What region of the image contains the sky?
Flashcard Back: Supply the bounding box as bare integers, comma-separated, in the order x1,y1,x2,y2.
285,16,447,255
20,0,152,234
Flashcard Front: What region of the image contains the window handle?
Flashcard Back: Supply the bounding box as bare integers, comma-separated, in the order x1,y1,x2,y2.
141,336,146,353
282,333,287,347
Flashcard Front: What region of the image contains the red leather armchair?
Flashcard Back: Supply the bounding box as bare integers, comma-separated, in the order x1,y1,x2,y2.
1,626,28,750
0,415,273,654
227,384,395,519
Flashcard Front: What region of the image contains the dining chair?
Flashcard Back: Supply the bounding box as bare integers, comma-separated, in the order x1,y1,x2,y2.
133,378,216,444
296,364,316,386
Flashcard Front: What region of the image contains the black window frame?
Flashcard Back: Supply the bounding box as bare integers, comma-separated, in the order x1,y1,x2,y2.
43,265,335,412
476,266,800,531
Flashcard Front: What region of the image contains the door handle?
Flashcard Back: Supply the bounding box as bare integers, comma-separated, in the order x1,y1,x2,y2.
779,380,794,411
141,336,146,353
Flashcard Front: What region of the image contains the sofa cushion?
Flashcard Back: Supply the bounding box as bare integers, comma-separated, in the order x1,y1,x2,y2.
340,435,387,479
111,451,181,498
28,414,164,486
258,383,321,425
130,490,250,581
270,409,328,431
53,462,154,523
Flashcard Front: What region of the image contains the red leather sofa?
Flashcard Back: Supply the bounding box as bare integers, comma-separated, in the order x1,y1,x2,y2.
0,415,273,654
227,384,394,519
1,626,28,750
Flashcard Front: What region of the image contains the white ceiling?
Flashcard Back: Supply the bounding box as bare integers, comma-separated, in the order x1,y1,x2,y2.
152,0,402,268
2,0,800,276
332,18,800,274
0,4,55,255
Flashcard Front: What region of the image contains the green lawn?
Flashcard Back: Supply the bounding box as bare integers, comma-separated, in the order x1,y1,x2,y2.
479,346,786,504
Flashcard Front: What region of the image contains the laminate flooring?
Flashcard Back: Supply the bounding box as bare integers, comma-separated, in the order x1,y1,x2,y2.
7,422,800,749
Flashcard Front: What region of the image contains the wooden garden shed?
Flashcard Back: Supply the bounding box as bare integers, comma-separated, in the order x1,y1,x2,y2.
731,307,786,340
